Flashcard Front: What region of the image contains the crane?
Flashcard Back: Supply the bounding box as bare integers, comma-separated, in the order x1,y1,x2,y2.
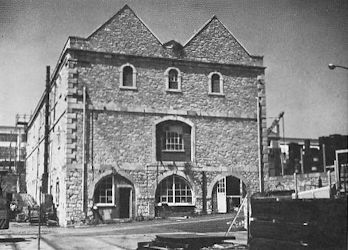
267,111,284,136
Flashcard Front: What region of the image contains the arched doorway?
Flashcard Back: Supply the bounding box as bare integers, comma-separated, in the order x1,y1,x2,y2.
93,174,135,220
212,176,246,213
155,174,194,217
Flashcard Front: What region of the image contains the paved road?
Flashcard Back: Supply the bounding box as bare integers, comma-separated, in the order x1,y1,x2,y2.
0,214,248,250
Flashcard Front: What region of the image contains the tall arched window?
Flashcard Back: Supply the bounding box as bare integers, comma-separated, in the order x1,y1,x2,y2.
208,72,224,95
168,69,178,89
120,63,137,89
211,74,220,93
123,66,133,87
164,67,181,92
156,175,192,205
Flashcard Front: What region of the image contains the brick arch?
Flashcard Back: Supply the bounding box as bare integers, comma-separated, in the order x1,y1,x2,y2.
152,116,196,162
207,172,250,199
149,170,197,205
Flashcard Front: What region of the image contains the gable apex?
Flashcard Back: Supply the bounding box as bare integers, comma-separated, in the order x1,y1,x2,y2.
72,4,167,57
87,4,161,44
184,15,252,56
183,15,262,65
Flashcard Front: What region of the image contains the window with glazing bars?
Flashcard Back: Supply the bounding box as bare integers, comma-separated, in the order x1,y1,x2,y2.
164,131,184,151
168,69,178,89
158,175,192,204
95,176,113,204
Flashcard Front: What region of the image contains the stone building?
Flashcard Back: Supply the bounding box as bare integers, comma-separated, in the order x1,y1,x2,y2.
25,5,267,226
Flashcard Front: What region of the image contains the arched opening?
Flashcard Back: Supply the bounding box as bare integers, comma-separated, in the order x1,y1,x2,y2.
93,174,135,220
122,66,133,87
155,174,194,217
156,120,192,162
168,69,178,89
164,67,181,91
211,73,221,93
208,71,223,95
212,175,246,213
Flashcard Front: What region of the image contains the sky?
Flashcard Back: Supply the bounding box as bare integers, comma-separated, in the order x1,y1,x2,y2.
0,0,347,139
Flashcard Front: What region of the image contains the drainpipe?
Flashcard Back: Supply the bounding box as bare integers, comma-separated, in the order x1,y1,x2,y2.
322,144,326,172
82,86,87,218
42,66,50,194
300,147,304,174
256,97,263,193
202,171,207,214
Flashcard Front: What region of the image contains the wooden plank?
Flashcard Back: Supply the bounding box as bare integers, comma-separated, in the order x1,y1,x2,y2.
249,237,345,250
154,234,235,249
250,197,348,248
251,197,347,224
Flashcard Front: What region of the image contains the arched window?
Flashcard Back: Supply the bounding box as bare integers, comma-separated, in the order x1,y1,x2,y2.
156,120,192,162
211,74,220,93
94,175,114,205
164,67,181,92
208,72,224,95
120,63,137,89
156,175,192,205
123,66,133,86
168,69,178,89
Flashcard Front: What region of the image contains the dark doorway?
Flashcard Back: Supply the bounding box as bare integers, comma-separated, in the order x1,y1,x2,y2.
119,188,131,218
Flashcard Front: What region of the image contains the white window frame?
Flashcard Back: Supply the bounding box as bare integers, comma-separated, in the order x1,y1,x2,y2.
164,67,182,92
208,71,224,96
119,63,137,90
158,175,193,206
162,125,185,152
95,175,115,207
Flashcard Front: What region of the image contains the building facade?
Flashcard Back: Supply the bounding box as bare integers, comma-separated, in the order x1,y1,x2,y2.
25,5,266,226
0,120,27,199
266,133,347,193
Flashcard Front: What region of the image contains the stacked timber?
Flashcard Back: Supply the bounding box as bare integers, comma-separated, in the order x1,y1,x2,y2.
250,196,347,250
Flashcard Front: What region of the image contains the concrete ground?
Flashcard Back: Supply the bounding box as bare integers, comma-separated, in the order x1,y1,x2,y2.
0,214,248,249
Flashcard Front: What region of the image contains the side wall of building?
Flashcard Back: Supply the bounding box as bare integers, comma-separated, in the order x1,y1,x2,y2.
26,107,46,202
26,58,70,225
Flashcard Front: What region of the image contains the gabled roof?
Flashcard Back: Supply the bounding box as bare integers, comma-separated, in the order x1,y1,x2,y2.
67,5,262,65
87,5,163,45
69,4,169,57
183,15,262,65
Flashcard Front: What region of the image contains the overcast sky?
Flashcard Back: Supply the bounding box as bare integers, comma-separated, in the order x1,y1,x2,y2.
0,0,347,138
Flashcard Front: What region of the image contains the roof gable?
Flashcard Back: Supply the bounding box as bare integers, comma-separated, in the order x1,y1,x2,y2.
184,16,261,65
72,5,168,57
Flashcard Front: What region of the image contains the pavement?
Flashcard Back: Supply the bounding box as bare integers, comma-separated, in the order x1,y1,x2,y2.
0,214,248,249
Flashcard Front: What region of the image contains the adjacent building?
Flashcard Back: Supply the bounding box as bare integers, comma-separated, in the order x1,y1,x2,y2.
267,131,348,193
0,116,28,199
25,5,267,226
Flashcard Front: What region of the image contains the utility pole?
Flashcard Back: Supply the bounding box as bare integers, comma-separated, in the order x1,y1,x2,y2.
42,66,50,194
